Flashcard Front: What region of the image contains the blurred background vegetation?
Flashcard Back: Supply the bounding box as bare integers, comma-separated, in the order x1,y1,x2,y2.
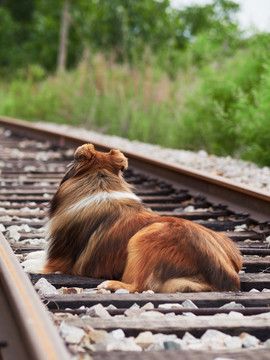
0,0,270,166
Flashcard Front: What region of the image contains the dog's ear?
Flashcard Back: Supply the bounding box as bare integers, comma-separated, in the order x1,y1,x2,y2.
74,144,95,162
109,149,128,172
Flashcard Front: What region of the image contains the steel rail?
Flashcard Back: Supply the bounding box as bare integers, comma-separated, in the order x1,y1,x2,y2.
0,115,270,222
1,116,270,359
0,231,70,360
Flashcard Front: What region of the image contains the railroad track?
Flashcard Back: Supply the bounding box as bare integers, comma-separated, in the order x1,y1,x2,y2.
1,116,270,360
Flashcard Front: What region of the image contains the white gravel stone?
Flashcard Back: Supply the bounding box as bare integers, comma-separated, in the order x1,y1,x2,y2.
0,216,12,221
224,336,242,350
129,303,140,309
154,333,178,342
240,333,260,348
182,312,197,317
141,302,155,310
83,288,99,294
7,224,21,231
25,250,46,260
6,229,21,242
265,236,270,243
140,311,165,318
0,224,6,232
105,304,117,310
93,328,142,352
124,308,145,318
59,322,85,344
19,224,32,232
84,325,108,344
24,165,37,172
220,301,245,309
234,224,248,232
181,299,198,309
21,206,41,213
184,205,195,212
201,329,232,350
165,312,178,317
228,311,244,319
94,337,142,352
158,303,183,309
182,332,200,345
36,226,46,233
146,333,179,351
187,342,210,350
34,277,58,296
214,314,229,319
146,342,165,351
20,238,46,245
135,331,155,349
264,338,270,348
109,329,126,340
86,304,111,319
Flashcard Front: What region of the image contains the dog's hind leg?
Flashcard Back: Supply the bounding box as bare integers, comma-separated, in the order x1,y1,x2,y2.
160,278,213,293
97,219,237,293
97,224,168,293
97,275,214,293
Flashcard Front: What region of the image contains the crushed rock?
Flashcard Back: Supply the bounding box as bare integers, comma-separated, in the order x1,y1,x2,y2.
38,122,270,193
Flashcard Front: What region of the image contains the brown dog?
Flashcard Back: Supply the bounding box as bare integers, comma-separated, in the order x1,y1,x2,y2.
43,144,242,293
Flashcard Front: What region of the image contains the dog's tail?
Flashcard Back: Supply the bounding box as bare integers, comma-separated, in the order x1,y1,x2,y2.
188,222,242,291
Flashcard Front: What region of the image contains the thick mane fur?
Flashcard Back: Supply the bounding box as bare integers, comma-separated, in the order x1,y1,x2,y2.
43,143,242,293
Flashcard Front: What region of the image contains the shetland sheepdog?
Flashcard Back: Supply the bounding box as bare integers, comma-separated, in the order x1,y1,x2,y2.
42,144,242,293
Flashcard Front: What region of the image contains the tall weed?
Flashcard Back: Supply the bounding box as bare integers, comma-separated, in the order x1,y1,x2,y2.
0,42,270,166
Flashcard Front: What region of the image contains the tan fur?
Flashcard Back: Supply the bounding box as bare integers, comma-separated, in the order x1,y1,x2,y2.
43,144,242,293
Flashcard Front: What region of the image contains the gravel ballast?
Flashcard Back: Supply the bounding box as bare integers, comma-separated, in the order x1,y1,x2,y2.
39,122,270,193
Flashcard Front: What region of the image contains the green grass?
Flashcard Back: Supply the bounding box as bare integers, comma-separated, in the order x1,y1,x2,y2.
1,48,270,166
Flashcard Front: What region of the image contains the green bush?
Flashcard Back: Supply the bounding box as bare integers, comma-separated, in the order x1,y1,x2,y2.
236,62,270,166
1,33,270,167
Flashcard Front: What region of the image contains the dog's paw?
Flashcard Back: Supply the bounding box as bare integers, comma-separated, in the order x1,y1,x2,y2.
21,259,45,273
97,280,124,291
21,250,46,273
97,280,133,292
97,280,111,290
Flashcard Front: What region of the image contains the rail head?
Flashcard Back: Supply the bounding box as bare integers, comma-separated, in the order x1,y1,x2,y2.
0,231,71,360
0,115,269,222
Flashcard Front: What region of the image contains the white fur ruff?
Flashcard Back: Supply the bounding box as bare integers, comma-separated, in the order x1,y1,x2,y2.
68,191,141,212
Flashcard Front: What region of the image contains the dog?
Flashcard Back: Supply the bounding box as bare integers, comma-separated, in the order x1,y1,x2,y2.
42,143,242,293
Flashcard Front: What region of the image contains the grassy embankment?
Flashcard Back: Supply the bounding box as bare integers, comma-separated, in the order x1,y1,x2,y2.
1,42,270,166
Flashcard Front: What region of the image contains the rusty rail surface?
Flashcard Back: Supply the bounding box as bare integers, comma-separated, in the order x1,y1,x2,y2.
1,116,270,360
0,232,70,360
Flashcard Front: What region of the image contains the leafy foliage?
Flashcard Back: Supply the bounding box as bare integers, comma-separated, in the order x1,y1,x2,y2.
0,0,242,72
0,0,270,166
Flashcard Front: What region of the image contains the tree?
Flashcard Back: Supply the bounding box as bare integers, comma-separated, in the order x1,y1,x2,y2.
57,0,70,73
0,0,243,73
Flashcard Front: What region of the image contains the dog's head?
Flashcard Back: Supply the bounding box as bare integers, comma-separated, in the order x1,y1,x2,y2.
60,144,128,185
